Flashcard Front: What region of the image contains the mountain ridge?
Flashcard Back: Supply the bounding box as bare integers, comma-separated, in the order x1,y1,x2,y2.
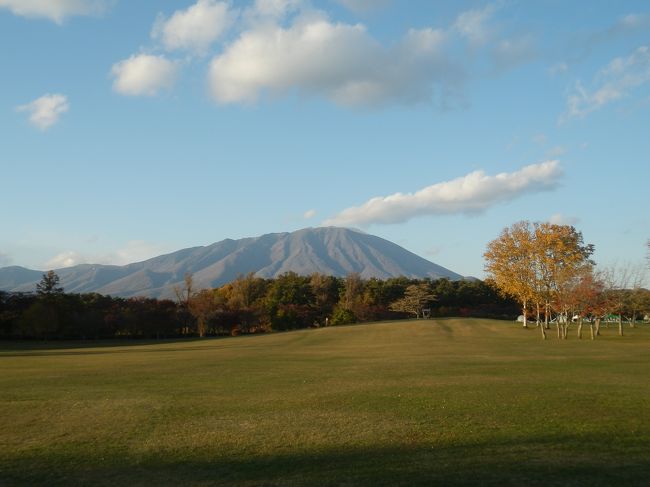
0,227,464,298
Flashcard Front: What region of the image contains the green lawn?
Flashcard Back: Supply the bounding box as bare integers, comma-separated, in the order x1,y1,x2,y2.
2,319,650,486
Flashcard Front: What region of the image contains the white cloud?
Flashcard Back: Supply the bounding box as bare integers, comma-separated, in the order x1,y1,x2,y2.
549,213,580,226
208,14,459,107
16,94,69,130
324,160,563,227
333,0,391,13
111,54,179,96
246,0,302,22
0,0,109,24
563,46,650,120
454,4,497,46
152,0,235,54
45,251,82,268
303,209,317,219
44,241,171,269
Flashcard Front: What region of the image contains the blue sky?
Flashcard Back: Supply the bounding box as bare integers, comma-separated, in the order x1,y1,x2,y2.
1,0,648,278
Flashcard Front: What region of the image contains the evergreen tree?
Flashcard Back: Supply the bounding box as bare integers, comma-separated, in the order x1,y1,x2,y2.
36,270,64,296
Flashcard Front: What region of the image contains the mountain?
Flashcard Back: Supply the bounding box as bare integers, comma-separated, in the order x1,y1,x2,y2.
0,227,463,298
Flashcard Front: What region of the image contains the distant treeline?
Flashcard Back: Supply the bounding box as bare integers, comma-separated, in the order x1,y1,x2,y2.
0,272,519,340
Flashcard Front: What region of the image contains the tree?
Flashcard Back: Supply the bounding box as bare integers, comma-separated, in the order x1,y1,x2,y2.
602,264,633,336
340,273,364,310
174,273,194,334
17,300,59,339
309,273,340,322
567,269,599,340
485,221,594,339
389,283,436,319
36,270,64,296
484,221,536,329
265,272,315,330
220,273,268,333
174,272,194,307
627,266,647,328
534,223,594,339
188,289,218,338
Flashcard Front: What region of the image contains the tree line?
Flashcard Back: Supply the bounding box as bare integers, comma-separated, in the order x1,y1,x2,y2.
0,270,518,340
484,221,650,339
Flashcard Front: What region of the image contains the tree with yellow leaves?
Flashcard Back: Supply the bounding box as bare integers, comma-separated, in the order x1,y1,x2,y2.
484,221,537,329
485,221,594,339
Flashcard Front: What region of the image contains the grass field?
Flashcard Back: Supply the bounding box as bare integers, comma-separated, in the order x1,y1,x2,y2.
2,318,650,486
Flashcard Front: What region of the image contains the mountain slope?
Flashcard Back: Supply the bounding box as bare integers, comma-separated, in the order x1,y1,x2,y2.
0,227,463,298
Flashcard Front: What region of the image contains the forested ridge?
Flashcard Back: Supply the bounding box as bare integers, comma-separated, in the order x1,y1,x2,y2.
0,272,516,340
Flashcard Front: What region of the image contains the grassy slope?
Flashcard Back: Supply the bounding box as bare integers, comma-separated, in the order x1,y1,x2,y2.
1,319,649,486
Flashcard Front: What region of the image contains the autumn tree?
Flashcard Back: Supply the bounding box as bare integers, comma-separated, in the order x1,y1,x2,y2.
340,273,364,310
484,221,536,329
568,269,600,339
534,223,594,339
485,221,594,339
188,289,217,338
220,273,268,332
389,283,436,319
332,273,365,323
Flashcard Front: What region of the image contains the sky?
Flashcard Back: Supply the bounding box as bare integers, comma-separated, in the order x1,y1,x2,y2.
1,0,649,278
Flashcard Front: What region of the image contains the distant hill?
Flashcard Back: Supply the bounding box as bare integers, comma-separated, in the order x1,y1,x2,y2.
0,227,463,298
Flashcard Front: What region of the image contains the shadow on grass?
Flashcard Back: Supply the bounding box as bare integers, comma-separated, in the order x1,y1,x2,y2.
4,436,649,487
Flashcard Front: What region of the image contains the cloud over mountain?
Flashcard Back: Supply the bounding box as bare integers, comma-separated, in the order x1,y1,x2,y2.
324,161,563,227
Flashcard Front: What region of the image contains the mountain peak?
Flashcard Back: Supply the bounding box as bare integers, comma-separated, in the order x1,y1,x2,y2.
0,227,462,298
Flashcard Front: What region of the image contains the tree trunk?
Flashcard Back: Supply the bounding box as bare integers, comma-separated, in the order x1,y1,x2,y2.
544,302,550,329
536,303,540,327
522,301,528,328
563,323,569,340
556,322,561,339
577,319,583,339
540,323,546,340
595,317,601,336
590,323,595,340
631,311,636,328
618,313,624,336
198,318,206,338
